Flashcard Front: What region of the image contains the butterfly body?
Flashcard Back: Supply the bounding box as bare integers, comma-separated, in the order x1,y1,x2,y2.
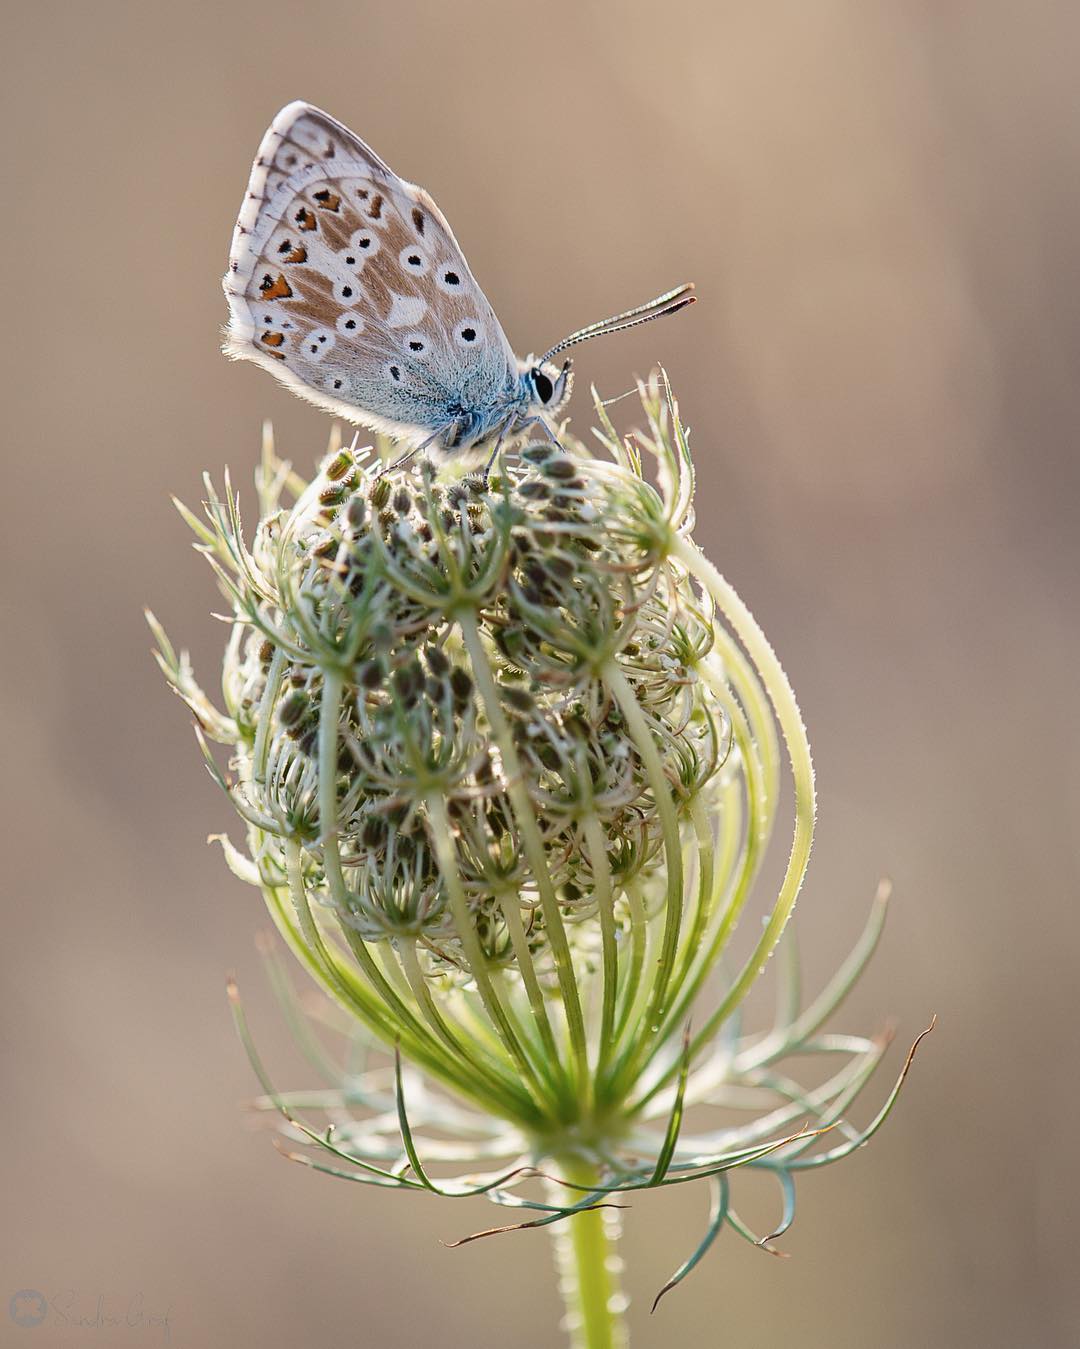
224,102,690,465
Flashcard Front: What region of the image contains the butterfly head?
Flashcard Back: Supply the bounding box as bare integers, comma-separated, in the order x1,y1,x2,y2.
521,358,574,419
516,283,696,428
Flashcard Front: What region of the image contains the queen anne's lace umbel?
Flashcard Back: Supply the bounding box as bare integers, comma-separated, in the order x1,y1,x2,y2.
152,376,927,1336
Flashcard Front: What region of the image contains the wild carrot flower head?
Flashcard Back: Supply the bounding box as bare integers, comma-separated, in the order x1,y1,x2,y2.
152,374,927,1327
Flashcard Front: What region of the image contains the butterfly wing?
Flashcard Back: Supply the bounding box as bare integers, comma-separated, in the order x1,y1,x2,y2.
223,102,519,446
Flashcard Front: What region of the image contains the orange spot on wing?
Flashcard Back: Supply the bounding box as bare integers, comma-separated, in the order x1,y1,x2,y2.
294,207,317,232
258,273,293,301
276,238,308,263
313,189,341,212
260,331,285,347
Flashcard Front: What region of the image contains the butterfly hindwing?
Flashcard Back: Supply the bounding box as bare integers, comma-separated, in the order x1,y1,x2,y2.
224,102,518,445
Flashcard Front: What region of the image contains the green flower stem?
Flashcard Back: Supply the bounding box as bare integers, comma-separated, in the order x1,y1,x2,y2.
608,880,649,1061
632,677,762,1074
458,609,590,1098
314,674,541,1124
550,1157,628,1349
603,661,684,1098
709,630,781,824
425,790,556,1118
250,646,287,783
267,858,487,1108
495,889,569,1103
398,938,480,1062
581,812,618,1078
668,535,816,1081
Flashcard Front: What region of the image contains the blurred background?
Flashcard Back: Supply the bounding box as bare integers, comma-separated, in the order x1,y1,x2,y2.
3,2,1077,1345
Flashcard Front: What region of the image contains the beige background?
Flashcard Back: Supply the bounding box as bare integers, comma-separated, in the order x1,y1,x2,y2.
3,2,1078,1346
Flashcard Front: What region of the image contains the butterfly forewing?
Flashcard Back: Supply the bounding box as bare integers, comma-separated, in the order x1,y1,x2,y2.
224,103,518,445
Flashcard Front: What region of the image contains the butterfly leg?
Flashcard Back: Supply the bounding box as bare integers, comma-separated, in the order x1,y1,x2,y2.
379,446,419,477
479,423,514,487
375,430,442,478
516,416,566,454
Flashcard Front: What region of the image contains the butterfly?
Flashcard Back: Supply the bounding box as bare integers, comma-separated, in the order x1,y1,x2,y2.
223,101,695,473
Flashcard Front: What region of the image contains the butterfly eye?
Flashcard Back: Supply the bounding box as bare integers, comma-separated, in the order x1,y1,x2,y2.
532,369,554,404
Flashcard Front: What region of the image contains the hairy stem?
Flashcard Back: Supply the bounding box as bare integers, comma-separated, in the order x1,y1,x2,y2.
549,1158,628,1349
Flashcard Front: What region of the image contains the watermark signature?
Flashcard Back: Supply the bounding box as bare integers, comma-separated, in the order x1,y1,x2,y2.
8,1289,172,1341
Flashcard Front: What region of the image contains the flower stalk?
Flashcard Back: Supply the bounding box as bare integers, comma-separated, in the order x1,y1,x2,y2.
152,372,929,1345
550,1157,628,1349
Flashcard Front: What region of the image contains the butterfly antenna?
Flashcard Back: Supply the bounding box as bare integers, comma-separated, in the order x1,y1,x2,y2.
539,283,696,364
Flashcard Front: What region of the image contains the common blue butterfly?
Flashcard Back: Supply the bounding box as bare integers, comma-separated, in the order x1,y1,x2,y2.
224,102,695,471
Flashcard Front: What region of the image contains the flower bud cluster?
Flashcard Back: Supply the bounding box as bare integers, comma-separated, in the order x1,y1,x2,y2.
219,433,725,976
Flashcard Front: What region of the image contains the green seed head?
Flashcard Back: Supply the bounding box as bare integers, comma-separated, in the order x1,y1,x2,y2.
217,392,728,985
